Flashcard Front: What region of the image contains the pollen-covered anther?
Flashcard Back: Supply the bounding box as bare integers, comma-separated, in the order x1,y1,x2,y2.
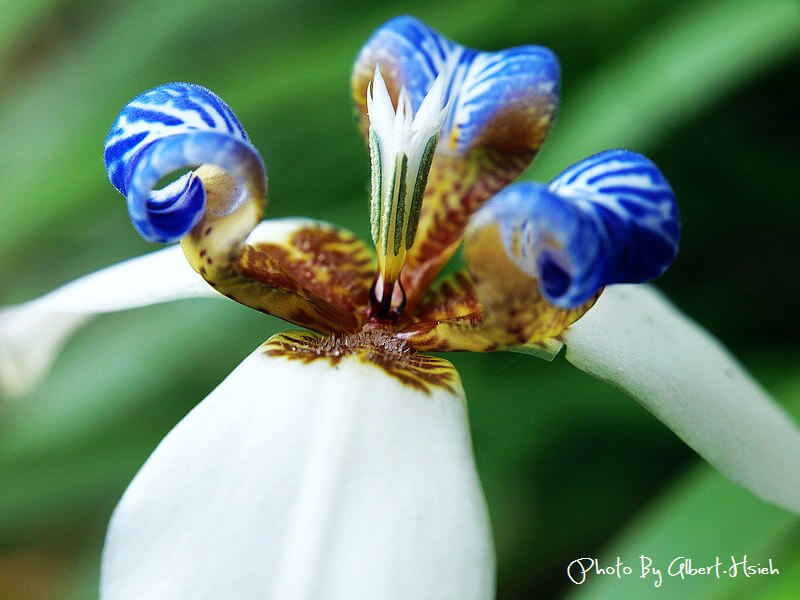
366,64,450,317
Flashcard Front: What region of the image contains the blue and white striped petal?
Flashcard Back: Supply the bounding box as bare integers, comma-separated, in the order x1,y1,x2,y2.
477,150,680,308
353,15,560,155
104,83,265,242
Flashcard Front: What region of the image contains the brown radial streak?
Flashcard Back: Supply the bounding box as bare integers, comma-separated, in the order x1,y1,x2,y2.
264,330,459,395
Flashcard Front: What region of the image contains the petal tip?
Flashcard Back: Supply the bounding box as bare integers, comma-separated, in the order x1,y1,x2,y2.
104,83,264,243
353,16,561,155
479,150,680,309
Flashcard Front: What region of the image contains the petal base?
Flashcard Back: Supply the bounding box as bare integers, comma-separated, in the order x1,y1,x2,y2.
265,330,461,396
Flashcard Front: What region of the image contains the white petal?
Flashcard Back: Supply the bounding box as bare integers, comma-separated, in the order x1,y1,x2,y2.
564,284,800,513
101,342,494,599
0,245,218,398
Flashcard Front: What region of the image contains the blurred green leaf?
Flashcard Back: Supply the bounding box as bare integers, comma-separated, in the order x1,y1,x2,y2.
531,0,800,180
50,550,102,600
0,0,65,62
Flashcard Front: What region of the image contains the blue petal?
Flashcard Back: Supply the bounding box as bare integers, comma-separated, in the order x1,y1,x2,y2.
479,150,680,308
104,83,262,242
354,16,560,154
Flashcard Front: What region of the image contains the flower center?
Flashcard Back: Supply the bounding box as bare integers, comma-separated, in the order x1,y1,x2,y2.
366,65,449,321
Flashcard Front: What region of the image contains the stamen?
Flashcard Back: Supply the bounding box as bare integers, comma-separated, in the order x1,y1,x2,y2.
368,128,382,243
366,64,449,318
407,134,438,250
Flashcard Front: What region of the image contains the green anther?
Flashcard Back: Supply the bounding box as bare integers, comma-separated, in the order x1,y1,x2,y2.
380,154,396,254
393,153,408,256
406,134,438,250
368,128,382,245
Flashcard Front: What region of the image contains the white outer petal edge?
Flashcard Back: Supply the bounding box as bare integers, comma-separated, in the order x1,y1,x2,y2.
0,217,327,399
101,343,495,600
563,284,800,513
509,338,564,361
0,244,218,398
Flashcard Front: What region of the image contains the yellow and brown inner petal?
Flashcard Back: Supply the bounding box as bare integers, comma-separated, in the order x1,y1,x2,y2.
399,146,534,308
403,223,598,352
181,165,374,334
239,226,374,329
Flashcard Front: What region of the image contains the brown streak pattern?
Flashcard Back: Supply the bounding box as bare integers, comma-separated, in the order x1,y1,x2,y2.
264,330,459,395
400,148,532,308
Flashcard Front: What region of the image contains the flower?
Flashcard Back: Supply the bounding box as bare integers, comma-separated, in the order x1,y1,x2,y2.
2,14,799,599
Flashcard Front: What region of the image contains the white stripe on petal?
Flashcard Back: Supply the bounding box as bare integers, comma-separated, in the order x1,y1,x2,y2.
0,245,219,398
564,284,800,513
101,341,494,599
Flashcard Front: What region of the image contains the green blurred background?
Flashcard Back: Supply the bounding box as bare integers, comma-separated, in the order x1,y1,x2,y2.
1,0,799,598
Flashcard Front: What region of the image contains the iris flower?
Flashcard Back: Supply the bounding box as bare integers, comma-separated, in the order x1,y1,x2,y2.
2,15,799,599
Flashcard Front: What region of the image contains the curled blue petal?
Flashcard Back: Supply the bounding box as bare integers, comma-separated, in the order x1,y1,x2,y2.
355,15,560,154
477,150,680,308
104,83,263,242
